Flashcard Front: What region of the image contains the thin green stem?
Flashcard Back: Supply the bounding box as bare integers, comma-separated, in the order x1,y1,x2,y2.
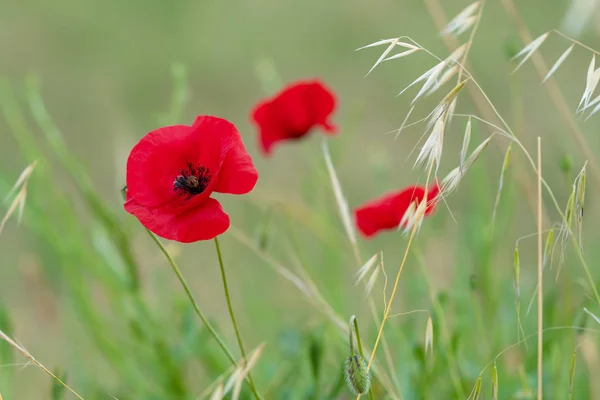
214,236,262,400
147,231,235,360
146,230,260,392
350,316,374,400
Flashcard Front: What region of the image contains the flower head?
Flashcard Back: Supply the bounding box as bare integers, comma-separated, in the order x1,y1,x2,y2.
251,80,337,155
354,184,440,239
124,116,258,243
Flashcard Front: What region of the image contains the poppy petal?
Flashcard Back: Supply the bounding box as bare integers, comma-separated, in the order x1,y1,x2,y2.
304,81,337,133
252,101,282,155
126,125,202,208
125,197,230,242
354,184,439,238
355,191,405,238
191,116,236,175
251,80,337,155
213,129,258,195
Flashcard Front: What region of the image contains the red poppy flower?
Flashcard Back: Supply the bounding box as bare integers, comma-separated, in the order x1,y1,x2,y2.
124,116,258,243
251,80,337,155
354,184,440,239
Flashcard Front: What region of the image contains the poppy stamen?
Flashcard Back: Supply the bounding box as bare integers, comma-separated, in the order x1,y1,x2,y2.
173,162,211,200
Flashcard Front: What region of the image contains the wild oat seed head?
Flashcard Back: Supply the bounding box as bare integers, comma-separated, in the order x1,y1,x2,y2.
441,1,481,37
415,116,445,173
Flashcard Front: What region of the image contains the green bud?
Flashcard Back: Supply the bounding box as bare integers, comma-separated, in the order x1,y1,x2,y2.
344,354,371,395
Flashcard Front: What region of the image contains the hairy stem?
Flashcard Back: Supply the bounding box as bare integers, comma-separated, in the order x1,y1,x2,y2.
350,316,375,400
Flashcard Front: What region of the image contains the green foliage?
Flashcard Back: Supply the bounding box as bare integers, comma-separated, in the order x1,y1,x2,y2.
2,3,600,398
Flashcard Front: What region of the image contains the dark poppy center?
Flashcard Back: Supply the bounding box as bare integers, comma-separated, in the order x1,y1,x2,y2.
173,162,211,200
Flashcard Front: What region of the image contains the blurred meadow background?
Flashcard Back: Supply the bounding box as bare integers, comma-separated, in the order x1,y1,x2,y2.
3,0,600,398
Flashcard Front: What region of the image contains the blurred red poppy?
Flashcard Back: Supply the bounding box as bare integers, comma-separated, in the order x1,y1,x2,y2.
251,80,337,155
354,184,440,239
124,116,258,243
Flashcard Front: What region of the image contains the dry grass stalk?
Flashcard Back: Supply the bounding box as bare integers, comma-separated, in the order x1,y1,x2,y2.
0,329,84,400
536,137,543,400
322,139,357,247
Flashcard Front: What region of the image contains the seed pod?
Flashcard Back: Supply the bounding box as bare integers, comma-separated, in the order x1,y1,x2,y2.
344,354,371,395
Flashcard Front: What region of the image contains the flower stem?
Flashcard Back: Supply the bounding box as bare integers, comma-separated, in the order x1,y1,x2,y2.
214,236,261,400
145,230,255,391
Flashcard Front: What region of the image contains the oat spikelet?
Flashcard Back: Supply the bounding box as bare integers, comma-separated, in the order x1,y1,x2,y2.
425,316,434,357
471,376,482,400
222,344,266,400
415,116,445,173
543,44,574,83
364,38,398,77
490,144,512,228
1,161,37,236
365,266,381,296
357,38,420,76
397,43,466,100
460,118,472,173
355,254,379,285
398,201,418,232
578,55,600,115
441,167,462,196
574,163,587,254
441,135,492,196
511,32,550,73
543,227,555,269
442,1,481,36
414,80,467,174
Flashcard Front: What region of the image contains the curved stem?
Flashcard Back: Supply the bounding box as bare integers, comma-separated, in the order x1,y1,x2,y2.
214,236,262,400
147,230,260,396
148,231,235,360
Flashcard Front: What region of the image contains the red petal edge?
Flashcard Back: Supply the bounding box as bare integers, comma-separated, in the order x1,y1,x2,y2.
354,184,440,239
125,197,230,243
